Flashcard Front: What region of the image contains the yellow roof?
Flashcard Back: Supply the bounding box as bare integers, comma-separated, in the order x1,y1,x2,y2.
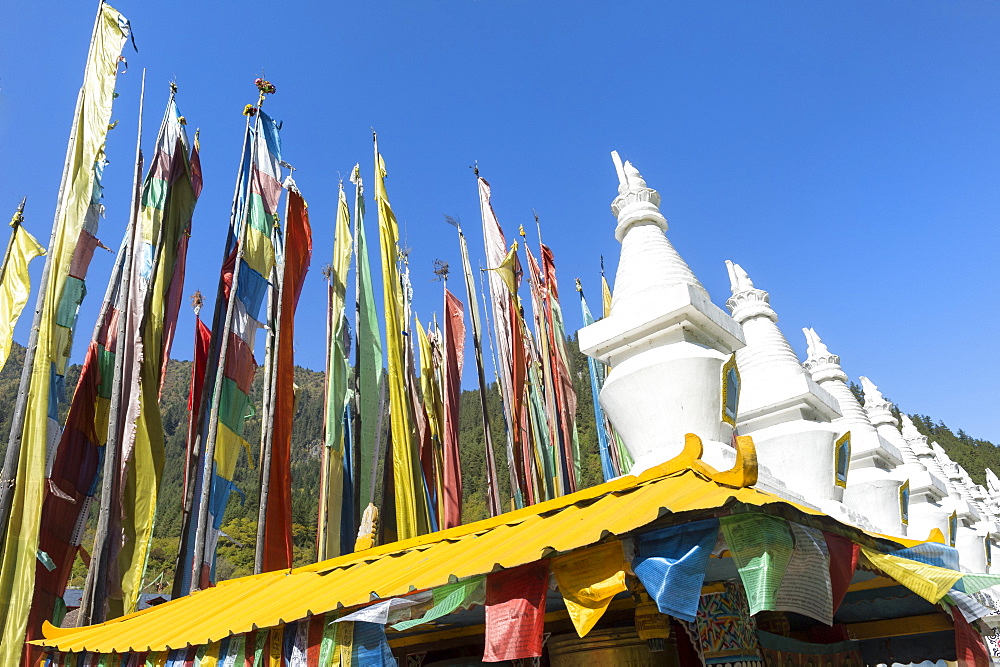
37,434,918,653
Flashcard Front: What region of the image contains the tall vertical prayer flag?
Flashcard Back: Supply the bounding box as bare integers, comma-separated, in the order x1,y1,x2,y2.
182,108,281,593
483,560,549,662
578,285,615,481
456,224,501,517
477,178,524,506
415,317,442,524
36,90,199,628
0,5,128,660
118,93,201,616
441,289,465,529
263,181,311,571
541,244,580,491
0,215,45,371
351,168,382,517
374,140,429,540
318,183,352,559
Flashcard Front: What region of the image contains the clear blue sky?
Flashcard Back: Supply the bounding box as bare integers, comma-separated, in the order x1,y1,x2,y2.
1,2,998,442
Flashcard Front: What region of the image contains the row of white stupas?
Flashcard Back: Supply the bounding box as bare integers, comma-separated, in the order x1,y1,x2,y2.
578,152,1000,581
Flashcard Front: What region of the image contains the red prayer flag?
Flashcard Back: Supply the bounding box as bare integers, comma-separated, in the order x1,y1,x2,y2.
263,185,312,572
483,560,549,662
955,606,990,667
307,615,325,665
824,532,859,613
441,289,465,529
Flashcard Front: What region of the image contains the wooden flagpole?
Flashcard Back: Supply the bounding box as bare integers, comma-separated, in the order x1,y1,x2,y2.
454,222,501,517
173,114,252,599
0,198,27,291
254,180,289,574
190,89,270,589
315,262,332,559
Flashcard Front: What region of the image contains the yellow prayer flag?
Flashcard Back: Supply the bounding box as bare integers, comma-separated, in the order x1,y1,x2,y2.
861,548,962,603
487,242,519,295
318,183,353,560
200,641,221,667
0,223,45,372
0,5,128,662
374,141,430,540
601,274,612,319
552,541,628,637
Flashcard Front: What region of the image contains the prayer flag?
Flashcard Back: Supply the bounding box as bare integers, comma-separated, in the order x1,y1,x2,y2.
318,183,352,560
336,598,421,625
633,518,719,622
577,285,615,481
552,541,628,637
477,178,524,505
0,220,45,371
352,622,396,666
119,92,201,616
483,560,549,662
861,548,962,603
892,541,961,571
374,140,429,539
391,576,486,631
351,167,382,518
823,531,858,614
264,181,311,571
773,523,833,625
0,6,128,659
954,605,990,667
720,514,794,615
957,572,1000,595
441,289,465,529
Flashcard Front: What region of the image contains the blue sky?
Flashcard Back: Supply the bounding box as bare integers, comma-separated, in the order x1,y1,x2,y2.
1,1,998,442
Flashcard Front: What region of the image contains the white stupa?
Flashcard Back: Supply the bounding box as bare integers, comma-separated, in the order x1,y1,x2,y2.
578,153,745,474
802,329,906,535
859,377,949,541
723,261,844,503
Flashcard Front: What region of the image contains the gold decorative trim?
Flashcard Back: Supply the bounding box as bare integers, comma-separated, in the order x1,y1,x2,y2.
949,511,958,548
721,354,740,427
834,431,851,489
635,432,758,489
899,480,910,526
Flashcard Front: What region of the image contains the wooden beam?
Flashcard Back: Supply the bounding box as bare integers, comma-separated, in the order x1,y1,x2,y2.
846,613,952,640
847,575,901,592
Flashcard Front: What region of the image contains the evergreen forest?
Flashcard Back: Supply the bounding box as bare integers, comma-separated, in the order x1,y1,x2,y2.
0,341,994,594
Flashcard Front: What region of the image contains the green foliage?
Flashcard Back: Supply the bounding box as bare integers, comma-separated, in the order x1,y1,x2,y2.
3,337,997,592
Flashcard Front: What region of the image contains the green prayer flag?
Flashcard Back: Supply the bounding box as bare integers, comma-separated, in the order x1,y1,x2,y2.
390,576,486,631
720,514,794,615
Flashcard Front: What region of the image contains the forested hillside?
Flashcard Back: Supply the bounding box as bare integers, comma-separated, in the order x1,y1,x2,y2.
0,342,995,593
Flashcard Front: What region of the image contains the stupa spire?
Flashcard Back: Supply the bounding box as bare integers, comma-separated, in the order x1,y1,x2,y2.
860,377,918,465
579,152,745,474
725,262,810,376
801,328,868,423
606,152,704,317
